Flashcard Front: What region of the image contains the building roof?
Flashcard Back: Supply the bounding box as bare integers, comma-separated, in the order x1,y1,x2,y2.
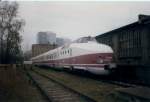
96,14,150,38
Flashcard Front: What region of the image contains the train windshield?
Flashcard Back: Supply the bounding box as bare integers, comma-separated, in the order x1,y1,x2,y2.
73,36,97,43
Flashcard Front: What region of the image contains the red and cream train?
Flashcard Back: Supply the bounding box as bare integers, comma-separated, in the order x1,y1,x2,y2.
31,37,116,75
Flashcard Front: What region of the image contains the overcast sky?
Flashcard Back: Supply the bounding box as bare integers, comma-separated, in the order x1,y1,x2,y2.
18,1,150,51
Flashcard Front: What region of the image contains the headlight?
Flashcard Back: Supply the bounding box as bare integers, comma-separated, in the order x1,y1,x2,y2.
100,59,104,63
97,59,104,63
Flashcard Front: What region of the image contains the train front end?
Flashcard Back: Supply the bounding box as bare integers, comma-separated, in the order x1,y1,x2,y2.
84,41,116,75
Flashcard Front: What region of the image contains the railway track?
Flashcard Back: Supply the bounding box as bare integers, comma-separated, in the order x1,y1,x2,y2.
24,66,150,102
26,69,96,102
41,68,138,88
30,67,125,102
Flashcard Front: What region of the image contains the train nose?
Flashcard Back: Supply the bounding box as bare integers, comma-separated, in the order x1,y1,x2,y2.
97,56,112,64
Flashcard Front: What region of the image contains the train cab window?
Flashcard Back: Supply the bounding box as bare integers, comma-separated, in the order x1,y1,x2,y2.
54,54,55,59
70,49,72,56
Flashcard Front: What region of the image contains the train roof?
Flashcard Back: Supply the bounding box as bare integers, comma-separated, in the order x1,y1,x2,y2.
31,41,113,60
69,41,113,53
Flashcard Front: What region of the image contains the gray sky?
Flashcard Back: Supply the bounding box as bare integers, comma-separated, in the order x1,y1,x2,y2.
18,1,150,51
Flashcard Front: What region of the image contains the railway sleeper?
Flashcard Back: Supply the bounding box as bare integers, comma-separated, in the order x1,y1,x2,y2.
28,70,94,102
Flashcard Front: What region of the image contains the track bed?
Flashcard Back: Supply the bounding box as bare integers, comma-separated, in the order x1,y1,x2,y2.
28,70,94,102
31,67,124,102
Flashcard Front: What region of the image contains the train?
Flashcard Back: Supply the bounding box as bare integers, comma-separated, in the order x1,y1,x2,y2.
31,37,116,75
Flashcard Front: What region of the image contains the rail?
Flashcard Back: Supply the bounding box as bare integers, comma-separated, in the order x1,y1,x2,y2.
26,68,96,102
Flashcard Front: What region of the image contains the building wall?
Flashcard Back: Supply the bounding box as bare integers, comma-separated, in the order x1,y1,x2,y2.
32,44,56,57
56,38,65,46
37,32,56,44
47,32,56,44
96,16,150,65
56,38,71,47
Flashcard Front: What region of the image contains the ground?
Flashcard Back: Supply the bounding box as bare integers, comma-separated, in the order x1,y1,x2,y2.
0,66,47,102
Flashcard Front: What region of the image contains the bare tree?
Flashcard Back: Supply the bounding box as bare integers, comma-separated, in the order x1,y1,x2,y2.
0,1,25,64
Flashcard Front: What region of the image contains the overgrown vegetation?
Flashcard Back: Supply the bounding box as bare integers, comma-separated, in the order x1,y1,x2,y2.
0,66,47,102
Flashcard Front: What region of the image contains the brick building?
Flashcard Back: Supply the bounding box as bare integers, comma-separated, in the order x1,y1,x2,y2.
32,44,57,57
